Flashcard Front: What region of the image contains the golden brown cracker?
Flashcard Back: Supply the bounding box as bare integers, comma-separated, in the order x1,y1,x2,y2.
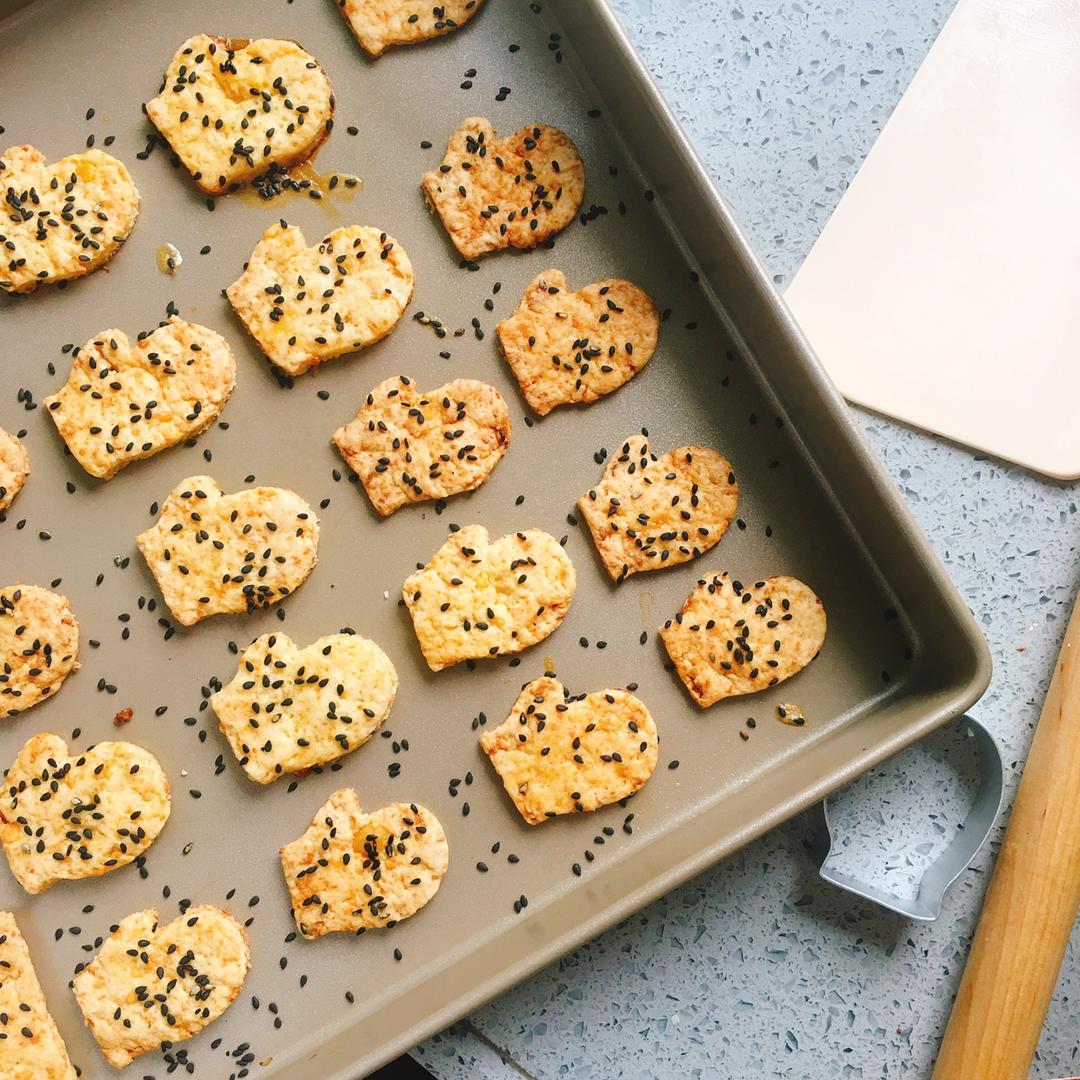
146,35,334,195
333,374,511,515
213,632,397,783
0,585,79,717
72,906,250,1068
481,676,659,824
0,911,76,1079
403,524,576,671
136,475,319,627
0,145,139,293
661,572,827,707
338,0,485,56
280,787,448,938
421,118,584,260
0,427,29,511
226,221,414,376
0,733,170,894
44,317,237,480
578,435,737,581
497,270,659,414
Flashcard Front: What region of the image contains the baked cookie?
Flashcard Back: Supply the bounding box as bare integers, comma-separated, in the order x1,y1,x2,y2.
332,374,511,515
0,427,29,511
578,435,738,582
421,118,584,260
403,524,575,670
0,912,76,1079
0,733,170,894
213,632,397,783
72,906,249,1068
44,317,237,480
481,676,659,824
338,0,486,56
227,221,414,376
661,572,827,707
497,270,659,415
281,787,448,938
0,145,139,294
0,585,79,717
136,475,319,626
146,34,334,195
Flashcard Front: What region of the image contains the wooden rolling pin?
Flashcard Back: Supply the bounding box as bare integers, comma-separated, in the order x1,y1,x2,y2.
933,595,1080,1079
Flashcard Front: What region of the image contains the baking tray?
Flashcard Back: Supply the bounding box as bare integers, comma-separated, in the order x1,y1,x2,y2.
0,0,991,1076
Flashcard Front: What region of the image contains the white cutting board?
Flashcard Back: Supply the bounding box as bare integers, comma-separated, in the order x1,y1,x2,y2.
786,0,1080,479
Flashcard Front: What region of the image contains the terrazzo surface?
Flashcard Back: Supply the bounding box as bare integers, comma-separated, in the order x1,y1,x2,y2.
414,1,1080,1078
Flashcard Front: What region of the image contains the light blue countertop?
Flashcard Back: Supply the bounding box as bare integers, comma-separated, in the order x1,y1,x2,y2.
416,1,1080,1077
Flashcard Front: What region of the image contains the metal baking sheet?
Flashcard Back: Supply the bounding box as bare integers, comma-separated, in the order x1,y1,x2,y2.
0,0,990,1076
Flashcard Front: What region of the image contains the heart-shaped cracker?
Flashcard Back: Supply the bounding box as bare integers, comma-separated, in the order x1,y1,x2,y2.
136,475,319,627
0,428,29,511
227,221,414,376
497,270,659,415
0,733,170,894
578,435,738,582
281,787,448,939
421,118,585,260
44,317,237,480
0,585,79,718
333,374,511,515
0,145,139,294
0,912,76,1080
481,676,659,825
661,572,827,707
72,905,250,1068
403,524,576,671
213,632,397,783
338,0,486,56
146,35,334,195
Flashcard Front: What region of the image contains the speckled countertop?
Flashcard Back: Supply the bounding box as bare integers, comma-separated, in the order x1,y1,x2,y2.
413,1,1080,1077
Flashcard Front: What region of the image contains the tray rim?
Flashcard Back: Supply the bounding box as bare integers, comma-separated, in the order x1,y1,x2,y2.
0,0,992,1075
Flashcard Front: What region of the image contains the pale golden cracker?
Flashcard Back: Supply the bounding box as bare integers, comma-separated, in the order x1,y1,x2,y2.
578,435,738,581
136,475,319,627
403,524,576,671
333,374,511,515
0,733,170,894
44,317,237,480
481,676,659,825
280,787,448,939
227,221,414,376
0,911,76,1079
0,145,139,294
338,0,485,56
497,270,659,415
72,905,250,1068
660,572,827,707
421,118,585,260
0,427,29,511
213,632,397,784
146,34,334,195
0,585,79,718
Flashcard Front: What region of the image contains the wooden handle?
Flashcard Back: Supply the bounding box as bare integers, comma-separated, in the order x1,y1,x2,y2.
933,595,1080,1079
